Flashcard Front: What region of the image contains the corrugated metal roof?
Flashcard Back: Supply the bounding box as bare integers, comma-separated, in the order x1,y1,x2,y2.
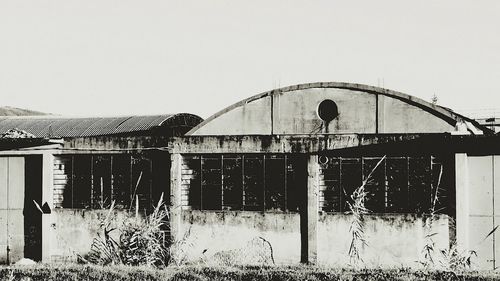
0,114,203,138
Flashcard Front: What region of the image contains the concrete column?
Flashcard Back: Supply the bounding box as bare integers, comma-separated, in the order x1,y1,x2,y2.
41,153,54,263
376,94,385,133
170,153,182,243
455,153,469,251
303,155,319,264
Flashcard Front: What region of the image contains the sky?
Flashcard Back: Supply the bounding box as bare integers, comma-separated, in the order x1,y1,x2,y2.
1,0,499,118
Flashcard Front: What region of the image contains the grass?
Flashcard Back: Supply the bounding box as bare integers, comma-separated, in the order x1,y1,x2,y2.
1,264,500,281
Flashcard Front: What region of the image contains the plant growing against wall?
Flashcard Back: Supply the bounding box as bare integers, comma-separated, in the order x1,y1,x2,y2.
84,201,121,265
347,156,386,267
420,167,477,271
420,167,442,268
83,194,170,267
119,194,169,267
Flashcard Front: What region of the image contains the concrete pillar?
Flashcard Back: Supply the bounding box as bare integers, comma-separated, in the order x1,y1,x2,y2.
170,153,182,243
303,155,319,264
41,153,54,263
455,153,469,251
376,94,385,133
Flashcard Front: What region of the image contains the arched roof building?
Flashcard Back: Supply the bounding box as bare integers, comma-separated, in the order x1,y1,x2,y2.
1,82,498,269
188,82,488,135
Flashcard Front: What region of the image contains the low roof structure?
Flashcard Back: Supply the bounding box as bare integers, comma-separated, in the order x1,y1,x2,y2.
0,113,203,138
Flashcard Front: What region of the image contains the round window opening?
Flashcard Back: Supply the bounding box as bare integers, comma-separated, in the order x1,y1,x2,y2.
317,99,339,122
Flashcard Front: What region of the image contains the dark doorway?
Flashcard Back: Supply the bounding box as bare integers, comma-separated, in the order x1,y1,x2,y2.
24,156,42,261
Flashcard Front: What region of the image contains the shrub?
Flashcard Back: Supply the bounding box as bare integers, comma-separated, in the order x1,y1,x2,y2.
84,194,170,267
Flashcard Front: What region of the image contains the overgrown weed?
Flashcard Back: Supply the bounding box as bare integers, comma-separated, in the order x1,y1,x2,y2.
84,193,171,267
346,156,386,267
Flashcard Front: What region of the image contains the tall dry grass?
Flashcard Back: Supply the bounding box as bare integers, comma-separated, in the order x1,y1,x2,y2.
84,194,170,267
346,156,386,267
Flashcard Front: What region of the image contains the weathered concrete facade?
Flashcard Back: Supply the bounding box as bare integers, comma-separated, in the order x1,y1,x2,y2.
455,154,500,269
188,83,481,136
169,83,492,268
0,82,498,270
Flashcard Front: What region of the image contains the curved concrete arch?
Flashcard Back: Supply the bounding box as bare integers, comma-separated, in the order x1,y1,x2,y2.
187,82,489,135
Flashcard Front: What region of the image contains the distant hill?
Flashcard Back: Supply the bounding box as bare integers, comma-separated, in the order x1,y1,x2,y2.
0,106,49,116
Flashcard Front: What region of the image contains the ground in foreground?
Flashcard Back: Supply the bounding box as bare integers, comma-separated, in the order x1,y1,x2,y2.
1,264,500,281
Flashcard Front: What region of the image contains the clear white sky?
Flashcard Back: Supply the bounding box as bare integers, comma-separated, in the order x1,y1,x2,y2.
1,1,499,118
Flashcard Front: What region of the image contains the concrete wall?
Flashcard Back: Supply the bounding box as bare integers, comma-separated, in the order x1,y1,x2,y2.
178,210,301,265
49,209,131,262
459,155,500,270
190,87,456,135
318,213,450,267
0,157,25,264
176,210,450,267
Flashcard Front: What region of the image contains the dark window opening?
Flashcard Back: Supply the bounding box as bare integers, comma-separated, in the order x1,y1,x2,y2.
92,155,111,209
55,153,169,212
319,155,451,214
201,157,222,210
112,155,131,208
131,155,154,211
265,155,286,211
222,155,243,210
183,154,305,212
341,158,362,212
72,155,92,209
243,155,264,211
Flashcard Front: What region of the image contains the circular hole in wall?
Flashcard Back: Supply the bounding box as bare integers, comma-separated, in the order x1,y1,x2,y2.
318,155,329,165
317,99,339,122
